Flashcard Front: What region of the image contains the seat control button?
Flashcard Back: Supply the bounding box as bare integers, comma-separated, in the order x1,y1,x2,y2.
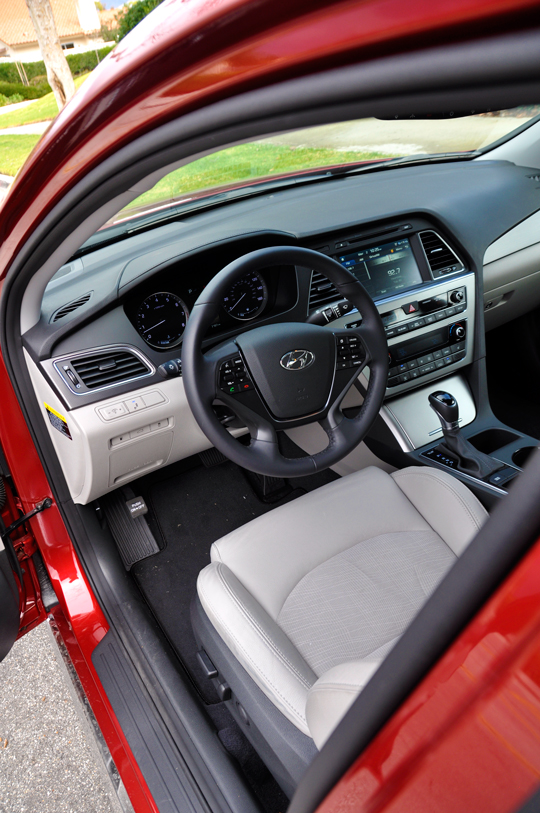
217,681,231,701
197,650,219,679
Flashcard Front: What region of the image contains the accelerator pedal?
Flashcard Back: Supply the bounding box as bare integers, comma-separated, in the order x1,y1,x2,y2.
199,448,229,467
101,486,159,570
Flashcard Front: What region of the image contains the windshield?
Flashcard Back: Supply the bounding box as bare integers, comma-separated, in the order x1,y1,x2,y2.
107,107,538,227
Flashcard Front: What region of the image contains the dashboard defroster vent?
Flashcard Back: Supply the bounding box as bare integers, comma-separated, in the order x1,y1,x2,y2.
51,292,93,322
309,271,339,309
69,349,151,390
419,231,464,279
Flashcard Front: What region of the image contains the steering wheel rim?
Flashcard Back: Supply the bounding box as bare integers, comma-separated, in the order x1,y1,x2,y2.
182,246,388,477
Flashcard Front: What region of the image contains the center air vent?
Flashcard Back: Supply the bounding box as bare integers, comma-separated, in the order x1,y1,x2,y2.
419,231,464,279
51,291,93,322
56,347,153,393
309,271,339,310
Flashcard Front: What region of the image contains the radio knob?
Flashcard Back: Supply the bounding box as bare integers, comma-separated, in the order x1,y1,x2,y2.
450,290,464,303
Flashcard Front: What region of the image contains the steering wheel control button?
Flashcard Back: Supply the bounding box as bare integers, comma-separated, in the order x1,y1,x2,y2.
335,334,366,370
219,356,254,395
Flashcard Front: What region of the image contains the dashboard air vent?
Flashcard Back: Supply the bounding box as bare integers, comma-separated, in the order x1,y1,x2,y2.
51,292,92,322
419,231,463,278
71,349,151,390
309,271,340,309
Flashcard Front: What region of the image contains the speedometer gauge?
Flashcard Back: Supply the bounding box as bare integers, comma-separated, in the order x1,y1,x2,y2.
223,273,268,321
135,292,189,349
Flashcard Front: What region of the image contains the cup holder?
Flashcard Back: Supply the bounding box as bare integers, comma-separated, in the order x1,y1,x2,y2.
469,428,520,455
512,446,537,468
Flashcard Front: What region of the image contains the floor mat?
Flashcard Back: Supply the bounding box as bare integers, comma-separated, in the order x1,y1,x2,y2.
132,453,338,703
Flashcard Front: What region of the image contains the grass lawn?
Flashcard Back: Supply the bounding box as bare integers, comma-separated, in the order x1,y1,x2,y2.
0,74,89,129
0,134,40,175
121,142,390,215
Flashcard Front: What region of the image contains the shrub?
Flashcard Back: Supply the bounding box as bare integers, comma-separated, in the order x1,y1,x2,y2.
65,45,115,75
0,81,47,100
0,45,114,88
0,65,19,84
29,74,48,87
0,93,25,107
117,0,163,41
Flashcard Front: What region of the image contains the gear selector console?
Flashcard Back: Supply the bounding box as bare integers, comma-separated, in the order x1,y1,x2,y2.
423,390,519,487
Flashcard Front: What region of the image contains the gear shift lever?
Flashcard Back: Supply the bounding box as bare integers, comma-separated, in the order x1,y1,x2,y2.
429,390,503,478
428,391,459,430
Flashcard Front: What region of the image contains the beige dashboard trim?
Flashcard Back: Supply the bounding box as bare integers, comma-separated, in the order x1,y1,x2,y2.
25,349,247,504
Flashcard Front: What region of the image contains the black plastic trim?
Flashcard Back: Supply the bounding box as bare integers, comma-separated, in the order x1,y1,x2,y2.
0,548,20,662
92,630,215,813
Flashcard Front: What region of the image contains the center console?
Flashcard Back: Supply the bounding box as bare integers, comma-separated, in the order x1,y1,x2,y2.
309,220,475,397
307,218,537,504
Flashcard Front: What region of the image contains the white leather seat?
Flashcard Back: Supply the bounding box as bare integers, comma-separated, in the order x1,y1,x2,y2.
197,465,488,749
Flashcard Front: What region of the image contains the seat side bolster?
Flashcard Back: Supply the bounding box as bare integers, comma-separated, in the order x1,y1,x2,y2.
391,467,488,556
306,660,381,749
197,562,316,735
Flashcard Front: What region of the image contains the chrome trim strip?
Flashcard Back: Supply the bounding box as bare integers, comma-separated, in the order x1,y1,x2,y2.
419,454,519,496
53,344,155,396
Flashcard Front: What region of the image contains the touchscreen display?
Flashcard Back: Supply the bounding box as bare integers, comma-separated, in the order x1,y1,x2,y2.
337,238,422,299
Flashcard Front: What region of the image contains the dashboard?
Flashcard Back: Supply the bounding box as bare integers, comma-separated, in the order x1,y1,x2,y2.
22,158,540,504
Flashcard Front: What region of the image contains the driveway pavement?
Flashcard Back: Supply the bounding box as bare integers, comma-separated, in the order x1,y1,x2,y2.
266,115,526,155
0,622,123,813
0,123,50,135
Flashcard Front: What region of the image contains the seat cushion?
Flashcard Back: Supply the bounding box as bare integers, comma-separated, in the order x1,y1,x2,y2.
197,465,487,737
305,660,381,749
277,528,454,676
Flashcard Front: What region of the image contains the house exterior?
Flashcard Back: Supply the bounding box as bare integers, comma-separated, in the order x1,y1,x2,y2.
0,0,102,63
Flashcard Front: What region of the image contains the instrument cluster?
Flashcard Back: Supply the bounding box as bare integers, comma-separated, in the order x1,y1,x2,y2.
125,263,290,351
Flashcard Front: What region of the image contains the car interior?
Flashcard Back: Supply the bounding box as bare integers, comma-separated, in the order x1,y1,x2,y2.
5,28,540,813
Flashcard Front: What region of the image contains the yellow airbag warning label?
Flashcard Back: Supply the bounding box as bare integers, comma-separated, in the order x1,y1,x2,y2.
44,403,72,440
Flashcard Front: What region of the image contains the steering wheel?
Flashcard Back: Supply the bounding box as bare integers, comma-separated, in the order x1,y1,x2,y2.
182,246,388,477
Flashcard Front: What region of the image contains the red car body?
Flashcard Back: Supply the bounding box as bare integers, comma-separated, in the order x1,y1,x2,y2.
2,1,540,812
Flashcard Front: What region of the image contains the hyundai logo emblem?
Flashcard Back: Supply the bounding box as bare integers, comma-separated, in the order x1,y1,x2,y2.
280,350,315,370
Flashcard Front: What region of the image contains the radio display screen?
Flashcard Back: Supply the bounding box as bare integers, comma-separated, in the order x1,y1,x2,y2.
338,238,422,300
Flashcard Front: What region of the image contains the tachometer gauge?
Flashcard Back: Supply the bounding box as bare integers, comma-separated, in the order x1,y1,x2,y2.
222,273,268,321
135,292,189,349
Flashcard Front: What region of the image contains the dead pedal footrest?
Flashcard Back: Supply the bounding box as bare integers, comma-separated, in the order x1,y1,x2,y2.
101,487,159,570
